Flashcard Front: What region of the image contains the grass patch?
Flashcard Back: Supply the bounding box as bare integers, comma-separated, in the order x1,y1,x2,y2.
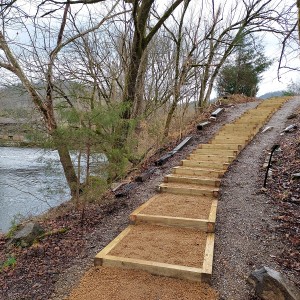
0,255,17,272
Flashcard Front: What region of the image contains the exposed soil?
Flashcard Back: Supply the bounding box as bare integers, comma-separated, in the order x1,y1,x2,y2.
4,97,299,300
140,194,213,219
68,267,218,300
108,224,207,268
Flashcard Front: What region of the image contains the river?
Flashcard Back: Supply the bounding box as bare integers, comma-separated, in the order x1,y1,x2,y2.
0,147,71,233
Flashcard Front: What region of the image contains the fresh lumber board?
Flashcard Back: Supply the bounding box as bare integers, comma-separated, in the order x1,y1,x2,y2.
172,166,224,178
158,183,219,198
210,139,248,146
193,149,238,156
188,154,235,163
96,254,212,283
96,226,133,257
128,194,160,217
202,233,215,275
181,160,229,170
164,174,221,187
213,133,253,139
198,143,242,150
130,214,208,231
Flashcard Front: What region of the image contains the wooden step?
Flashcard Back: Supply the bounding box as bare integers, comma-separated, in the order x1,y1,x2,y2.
95,224,215,283
181,160,229,170
218,127,258,133
172,166,224,178
193,149,238,156
211,136,250,142
214,133,254,139
129,194,217,232
209,139,248,146
210,139,248,145
164,174,221,187
188,154,235,163
158,182,219,197
222,123,258,128
198,144,242,150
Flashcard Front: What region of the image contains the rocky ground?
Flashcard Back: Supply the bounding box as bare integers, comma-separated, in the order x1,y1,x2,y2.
0,96,299,300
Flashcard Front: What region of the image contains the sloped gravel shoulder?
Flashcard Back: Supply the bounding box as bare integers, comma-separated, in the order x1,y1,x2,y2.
49,101,260,300
213,97,300,299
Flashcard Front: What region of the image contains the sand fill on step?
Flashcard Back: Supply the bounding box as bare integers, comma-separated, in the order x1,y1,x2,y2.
109,224,207,268
140,193,213,219
68,267,218,300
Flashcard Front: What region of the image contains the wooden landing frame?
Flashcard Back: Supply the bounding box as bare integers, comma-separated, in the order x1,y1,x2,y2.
94,225,215,283
129,196,217,232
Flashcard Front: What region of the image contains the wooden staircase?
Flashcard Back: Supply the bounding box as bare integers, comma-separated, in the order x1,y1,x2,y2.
94,98,289,284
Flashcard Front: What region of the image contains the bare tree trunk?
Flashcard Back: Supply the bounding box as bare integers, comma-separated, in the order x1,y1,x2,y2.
122,0,185,121
0,12,79,197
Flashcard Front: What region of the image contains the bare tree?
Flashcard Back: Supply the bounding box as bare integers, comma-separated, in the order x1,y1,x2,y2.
0,0,123,195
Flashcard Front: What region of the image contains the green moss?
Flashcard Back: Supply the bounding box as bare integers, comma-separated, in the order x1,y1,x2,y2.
0,256,17,272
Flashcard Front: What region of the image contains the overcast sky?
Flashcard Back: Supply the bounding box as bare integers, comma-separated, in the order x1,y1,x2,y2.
257,31,299,96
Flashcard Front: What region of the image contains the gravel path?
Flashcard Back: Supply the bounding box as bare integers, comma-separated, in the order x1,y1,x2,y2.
213,97,300,299
50,101,259,300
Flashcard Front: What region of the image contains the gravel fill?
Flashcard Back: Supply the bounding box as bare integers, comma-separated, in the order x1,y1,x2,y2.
213,97,300,299
68,267,218,300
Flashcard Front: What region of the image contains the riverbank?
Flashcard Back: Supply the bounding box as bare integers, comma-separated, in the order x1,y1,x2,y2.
0,97,299,299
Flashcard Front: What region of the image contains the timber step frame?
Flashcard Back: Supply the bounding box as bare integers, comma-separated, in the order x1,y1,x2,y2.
94,97,290,284
129,194,218,232
164,174,221,187
94,225,215,283
158,182,220,197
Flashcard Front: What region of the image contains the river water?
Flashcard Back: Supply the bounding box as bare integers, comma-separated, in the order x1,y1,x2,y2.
0,147,71,233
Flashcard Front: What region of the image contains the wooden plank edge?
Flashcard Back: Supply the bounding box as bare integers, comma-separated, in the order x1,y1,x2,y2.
96,254,210,283
132,214,209,230
129,195,161,221
158,186,219,198
207,200,218,232
202,233,215,276
95,225,133,258
165,174,221,186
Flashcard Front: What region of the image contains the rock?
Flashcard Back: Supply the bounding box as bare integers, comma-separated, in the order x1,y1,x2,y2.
248,266,300,300
287,113,297,119
11,222,45,246
291,173,300,180
262,126,273,133
283,124,298,133
263,163,269,169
